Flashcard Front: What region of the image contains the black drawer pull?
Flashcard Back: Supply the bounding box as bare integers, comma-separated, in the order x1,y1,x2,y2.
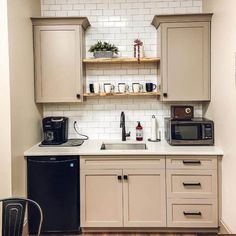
183,182,201,186
117,175,122,180
76,94,80,99
183,160,201,165
123,175,128,180
183,211,202,216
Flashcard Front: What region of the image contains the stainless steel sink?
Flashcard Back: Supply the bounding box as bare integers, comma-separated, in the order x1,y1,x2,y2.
101,143,147,150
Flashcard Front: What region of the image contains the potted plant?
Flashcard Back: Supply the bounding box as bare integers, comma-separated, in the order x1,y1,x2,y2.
89,41,119,58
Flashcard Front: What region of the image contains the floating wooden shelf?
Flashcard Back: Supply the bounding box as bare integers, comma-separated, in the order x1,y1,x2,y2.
83,57,160,64
83,92,161,97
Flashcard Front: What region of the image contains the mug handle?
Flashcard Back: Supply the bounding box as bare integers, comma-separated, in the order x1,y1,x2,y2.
126,84,129,92
153,84,157,90
111,85,115,93
139,84,143,92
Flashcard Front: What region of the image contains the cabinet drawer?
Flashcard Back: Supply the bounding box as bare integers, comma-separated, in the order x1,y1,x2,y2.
167,199,218,228
166,156,217,170
80,156,165,169
167,170,217,199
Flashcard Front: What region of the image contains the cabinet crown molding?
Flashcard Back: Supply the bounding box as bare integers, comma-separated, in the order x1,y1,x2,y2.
31,17,90,30
151,13,213,29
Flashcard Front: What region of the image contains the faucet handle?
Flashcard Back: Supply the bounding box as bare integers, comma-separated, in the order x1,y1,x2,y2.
126,131,131,137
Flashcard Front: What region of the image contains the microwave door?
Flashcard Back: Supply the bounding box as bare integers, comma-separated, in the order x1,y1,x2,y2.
171,124,202,140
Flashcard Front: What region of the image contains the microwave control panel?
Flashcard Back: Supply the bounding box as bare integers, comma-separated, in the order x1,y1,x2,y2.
203,124,213,139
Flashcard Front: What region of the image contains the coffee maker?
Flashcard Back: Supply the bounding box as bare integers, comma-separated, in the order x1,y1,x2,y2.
41,117,68,145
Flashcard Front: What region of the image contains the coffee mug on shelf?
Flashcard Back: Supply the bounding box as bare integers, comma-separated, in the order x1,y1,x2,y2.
104,83,115,93
132,83,143,93
93,82,100,94
118,83,129,93
145,83,157,92
89,84,94,93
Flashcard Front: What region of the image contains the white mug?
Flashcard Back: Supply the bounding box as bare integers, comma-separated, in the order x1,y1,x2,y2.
104,83,115,93
132,83,143,93
94,83,100,93
118,83,129,93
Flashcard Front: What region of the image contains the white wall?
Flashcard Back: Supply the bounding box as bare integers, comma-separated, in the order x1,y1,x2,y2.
203,0,236,233
7,0,42,196
41,0,203,140
0,0,41,197
0,0,12,198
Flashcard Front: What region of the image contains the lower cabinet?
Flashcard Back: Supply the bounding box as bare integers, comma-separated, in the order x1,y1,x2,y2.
80,155,219,230
80,169,123,227
80,157,166,228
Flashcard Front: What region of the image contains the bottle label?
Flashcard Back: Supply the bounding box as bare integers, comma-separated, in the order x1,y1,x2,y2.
136,129,143,138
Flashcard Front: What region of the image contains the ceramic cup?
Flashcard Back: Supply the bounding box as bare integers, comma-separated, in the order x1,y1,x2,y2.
104,83,115,93
132,83,143,93
118,83,129,93
93,82,100,94
89,84,94,93
145,83,157,92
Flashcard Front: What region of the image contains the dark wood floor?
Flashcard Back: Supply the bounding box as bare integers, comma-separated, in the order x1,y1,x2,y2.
40,233,217,236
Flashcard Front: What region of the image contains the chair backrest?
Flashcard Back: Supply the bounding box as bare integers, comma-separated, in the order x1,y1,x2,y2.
0,197,43,236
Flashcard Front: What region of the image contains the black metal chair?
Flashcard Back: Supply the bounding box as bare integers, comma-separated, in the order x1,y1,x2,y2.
0,197,43,236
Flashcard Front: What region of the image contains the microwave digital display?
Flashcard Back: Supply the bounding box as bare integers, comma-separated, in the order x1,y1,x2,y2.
173,124,200,140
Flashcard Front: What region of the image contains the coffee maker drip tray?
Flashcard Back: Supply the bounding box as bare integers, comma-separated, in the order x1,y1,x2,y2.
39,139,84,147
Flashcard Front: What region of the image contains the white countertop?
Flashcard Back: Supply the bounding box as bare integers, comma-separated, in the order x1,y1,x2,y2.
24,139,224,157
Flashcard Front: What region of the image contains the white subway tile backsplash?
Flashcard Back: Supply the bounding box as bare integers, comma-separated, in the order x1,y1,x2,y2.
42,0,203,140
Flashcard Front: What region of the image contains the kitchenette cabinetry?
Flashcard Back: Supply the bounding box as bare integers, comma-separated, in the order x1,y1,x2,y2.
80,155,219,230
166,156,218,228
80,156,166,228
152,14,212,101
31,17,90,103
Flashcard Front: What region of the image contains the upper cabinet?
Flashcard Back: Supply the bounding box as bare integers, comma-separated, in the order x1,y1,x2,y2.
31,17,90,103
152,14,212,101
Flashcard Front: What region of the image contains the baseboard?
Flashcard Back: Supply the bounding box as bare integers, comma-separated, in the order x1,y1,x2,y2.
219,219,232,234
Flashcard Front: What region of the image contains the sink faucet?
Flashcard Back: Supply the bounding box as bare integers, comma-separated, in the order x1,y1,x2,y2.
120,111,131,141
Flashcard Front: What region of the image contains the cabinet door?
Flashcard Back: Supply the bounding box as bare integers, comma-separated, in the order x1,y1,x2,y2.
123,169,166,227
34,25,83,103
161,22,210,101
80,169,123,227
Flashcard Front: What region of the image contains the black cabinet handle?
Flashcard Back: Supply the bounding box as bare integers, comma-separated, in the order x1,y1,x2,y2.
123,175,128,180
183,182,201,187
183,160,201,165
76,94,80,99
183,211,202,216
117,175,122,180
163,93,168,98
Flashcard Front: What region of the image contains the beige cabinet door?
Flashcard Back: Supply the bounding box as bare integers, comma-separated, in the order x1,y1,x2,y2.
123,169,166,227
34,25,83,103
80,169,123,227
161,22,210,101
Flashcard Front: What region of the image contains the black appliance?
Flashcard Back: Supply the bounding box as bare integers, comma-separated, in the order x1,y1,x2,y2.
27,156,80,234
165,117,214,146
42,117,68,145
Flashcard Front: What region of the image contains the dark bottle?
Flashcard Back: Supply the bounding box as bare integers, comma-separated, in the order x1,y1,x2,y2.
136,121,143,141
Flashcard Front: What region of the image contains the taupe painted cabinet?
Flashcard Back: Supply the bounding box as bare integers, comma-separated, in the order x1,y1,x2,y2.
31,17,90,103
80,156,166,228
152,14,212,101
80,155,219,231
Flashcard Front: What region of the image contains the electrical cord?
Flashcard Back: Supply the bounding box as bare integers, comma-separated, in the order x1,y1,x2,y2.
73,121,89,140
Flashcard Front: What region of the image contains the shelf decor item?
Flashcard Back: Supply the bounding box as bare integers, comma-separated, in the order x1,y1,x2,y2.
89,41,119,58
134,38,143,62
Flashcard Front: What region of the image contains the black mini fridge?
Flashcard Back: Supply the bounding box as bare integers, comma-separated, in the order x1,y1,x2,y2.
27,156,80,234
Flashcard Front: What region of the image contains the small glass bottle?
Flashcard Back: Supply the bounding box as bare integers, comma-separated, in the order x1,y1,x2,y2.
136,121,143,141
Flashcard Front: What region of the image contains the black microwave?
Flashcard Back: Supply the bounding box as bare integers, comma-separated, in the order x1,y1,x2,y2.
165,118,214,146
